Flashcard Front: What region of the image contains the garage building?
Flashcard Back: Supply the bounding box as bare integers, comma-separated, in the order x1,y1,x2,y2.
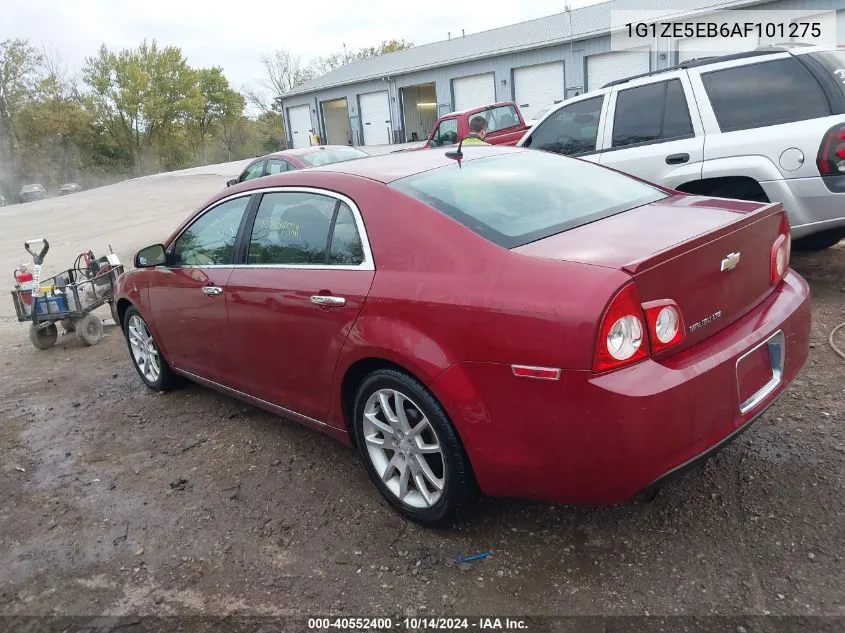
280,0,845,148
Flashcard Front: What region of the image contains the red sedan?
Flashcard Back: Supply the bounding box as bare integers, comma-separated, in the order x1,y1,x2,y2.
225,145,368,187
116,147,810,526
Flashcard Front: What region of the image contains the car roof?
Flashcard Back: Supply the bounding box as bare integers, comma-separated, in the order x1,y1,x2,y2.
602,44,839,88
262,145,366,160
442,101,517,118
305,145,522,183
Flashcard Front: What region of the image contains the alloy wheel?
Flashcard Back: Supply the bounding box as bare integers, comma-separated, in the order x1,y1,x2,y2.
362,389,446,508
127,315,161,383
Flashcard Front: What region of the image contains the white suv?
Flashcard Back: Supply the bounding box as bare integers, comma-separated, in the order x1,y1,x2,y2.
518,46,845,250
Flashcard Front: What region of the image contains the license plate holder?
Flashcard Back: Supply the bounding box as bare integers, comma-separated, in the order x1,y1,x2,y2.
736,331,784,414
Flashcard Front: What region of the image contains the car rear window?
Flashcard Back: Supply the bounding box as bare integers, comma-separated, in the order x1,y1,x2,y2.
808,50,845,98
300,147,368,167
701,57,830,132
390,151,666,248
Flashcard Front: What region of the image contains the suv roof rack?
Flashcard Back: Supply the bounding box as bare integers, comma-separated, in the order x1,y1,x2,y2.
601,49,788,89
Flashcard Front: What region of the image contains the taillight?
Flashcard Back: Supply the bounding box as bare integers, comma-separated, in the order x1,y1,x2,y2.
593,283,649,373
770,213,791,285
642,300,685,353
816,124,845,176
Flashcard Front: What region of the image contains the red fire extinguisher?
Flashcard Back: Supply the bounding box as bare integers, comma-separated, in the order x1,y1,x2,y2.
14,265,34,305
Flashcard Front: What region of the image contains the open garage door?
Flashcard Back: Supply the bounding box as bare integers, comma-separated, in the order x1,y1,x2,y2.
514,62,565,122
360,91,391,146
400,83,437,143
453,73,495,111
587,47,650,91
288,104,312,149
678,36,757,62
321,98,350,145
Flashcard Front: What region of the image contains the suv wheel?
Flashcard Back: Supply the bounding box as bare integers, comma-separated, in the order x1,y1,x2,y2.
793,228,845,252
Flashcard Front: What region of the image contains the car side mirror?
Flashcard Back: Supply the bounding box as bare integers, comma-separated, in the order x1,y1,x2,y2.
226,178,238,187
134,244,166,268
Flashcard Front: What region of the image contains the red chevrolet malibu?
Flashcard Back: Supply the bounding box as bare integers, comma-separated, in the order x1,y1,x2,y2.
115,147,810,525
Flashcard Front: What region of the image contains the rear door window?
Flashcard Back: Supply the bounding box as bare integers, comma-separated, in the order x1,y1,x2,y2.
523,96,603,156
701,58,831,132
472,105,521,132
266,159,290,175
245,192,365,266
612,79,693,148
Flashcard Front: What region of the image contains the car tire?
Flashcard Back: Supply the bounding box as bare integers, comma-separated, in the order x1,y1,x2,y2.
793,229,845,252
123,306,178,391
352,368,478,526
29,323,57,350
76,313,104,346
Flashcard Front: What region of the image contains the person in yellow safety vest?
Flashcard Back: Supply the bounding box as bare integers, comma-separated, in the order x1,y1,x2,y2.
309,129,320,146
462,116,489,145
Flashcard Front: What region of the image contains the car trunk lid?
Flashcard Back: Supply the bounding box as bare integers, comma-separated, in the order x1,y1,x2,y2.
514,194,785,349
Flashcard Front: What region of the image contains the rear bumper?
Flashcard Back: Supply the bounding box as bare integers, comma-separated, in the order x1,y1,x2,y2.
432,271,811,504
761,176,845,238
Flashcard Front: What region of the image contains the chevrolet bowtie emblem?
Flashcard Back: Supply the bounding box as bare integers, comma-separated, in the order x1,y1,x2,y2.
720,252,741,271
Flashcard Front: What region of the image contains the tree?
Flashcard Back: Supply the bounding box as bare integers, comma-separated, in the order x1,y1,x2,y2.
311,39,412,76
0,39,42,179
186,67,244,164
83,40,194,173
220,113,247,161
256,49,315,102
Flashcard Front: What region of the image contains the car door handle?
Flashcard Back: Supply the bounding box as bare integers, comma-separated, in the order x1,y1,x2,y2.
665,153,690,165
311,295,346,307
202,286,223,296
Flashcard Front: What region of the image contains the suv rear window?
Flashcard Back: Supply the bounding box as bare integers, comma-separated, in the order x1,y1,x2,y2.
807,50,845,99
612,79,693,147
390,151,665,248
701,57,830,132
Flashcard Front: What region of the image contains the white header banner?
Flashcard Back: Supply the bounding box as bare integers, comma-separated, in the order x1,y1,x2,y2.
611,9,838,52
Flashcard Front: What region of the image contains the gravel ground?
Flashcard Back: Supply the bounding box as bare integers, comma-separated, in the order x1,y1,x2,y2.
0,160,843,623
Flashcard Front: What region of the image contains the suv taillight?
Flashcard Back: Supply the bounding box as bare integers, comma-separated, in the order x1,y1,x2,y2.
816,124,845,176
593,283,650,373
770,212,791,285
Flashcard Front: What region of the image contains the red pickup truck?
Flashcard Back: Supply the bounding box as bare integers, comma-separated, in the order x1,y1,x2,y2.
410,102,528,149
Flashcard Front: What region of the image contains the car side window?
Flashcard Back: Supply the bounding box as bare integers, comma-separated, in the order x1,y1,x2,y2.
247,192,337,265
701,58,830,132
472,105,521,132
240,160,266,182
170,196,251,267
431,119,458,146
523,96,603,156
266,159,290,175
329,203,365,265
612,79,693,148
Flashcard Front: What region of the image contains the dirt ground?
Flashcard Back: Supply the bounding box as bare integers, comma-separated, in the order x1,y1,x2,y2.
1,162,844,623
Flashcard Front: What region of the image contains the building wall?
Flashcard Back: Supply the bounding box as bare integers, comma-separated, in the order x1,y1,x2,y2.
282,0,843,147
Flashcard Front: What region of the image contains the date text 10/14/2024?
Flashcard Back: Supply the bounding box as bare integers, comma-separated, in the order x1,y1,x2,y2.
307,617,528,630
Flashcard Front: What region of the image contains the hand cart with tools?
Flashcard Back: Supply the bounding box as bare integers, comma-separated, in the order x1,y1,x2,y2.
11,239,124,350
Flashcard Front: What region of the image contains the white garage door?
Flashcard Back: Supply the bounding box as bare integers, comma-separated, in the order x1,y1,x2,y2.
288,104,312,149
514,62,565,122
453,73,496,111
678,36,757,63
587,47,650,91
360,90,392,146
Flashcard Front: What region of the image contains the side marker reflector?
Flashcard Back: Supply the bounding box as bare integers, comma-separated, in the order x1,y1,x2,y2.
511,365,561,381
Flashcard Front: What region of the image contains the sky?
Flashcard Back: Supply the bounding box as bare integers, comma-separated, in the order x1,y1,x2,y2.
1,0,603,99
